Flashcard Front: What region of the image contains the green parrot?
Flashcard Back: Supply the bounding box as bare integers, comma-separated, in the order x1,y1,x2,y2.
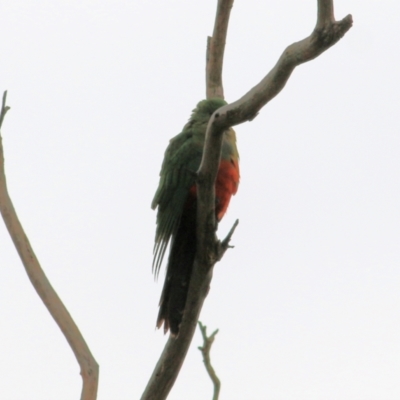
152,98,240,335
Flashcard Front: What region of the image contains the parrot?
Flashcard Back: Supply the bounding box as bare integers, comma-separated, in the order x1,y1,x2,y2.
151,98,240,336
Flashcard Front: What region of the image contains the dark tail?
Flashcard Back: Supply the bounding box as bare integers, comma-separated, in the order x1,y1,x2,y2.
156,199,197,336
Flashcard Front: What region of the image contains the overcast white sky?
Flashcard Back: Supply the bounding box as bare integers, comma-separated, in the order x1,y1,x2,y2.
0,1,399,399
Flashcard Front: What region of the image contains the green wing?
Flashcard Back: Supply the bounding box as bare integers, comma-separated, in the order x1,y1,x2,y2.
151,129,203,277
151,98,228,276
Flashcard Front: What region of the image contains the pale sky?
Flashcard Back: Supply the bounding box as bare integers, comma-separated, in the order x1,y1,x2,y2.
1,1,399,399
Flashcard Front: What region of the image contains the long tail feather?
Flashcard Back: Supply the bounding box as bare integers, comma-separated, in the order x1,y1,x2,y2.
156,197,197,336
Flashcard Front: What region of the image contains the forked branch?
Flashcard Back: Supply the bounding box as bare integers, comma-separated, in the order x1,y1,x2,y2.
142,1,352,399
0,91,99,400
198,322,221,400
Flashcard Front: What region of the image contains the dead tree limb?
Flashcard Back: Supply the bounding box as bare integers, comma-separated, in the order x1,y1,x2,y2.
198,322,221,400
206,0,234,99
140,221,236,400
142,1,352,399
0,91,99,400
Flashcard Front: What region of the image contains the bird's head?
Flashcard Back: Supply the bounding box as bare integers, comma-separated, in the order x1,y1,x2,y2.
190,98,227,124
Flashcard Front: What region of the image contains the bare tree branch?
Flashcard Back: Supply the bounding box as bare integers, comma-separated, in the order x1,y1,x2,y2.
141,225,235,400
0,92,10,128
0,91,99,400
206,0,234,99
317,0,335,28
203,7,353,136
142,1,352,399
198,322,221,400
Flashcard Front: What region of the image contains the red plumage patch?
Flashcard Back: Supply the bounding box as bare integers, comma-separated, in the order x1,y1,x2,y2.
215,158,240,220
188,158,240,221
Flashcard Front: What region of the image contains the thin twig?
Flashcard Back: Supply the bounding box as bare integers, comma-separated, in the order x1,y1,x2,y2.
0,91,99,400
0,91,11,128
198,322,221,400
221,218,238,249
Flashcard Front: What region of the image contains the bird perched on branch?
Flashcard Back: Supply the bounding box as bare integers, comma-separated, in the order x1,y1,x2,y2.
152,98,240,336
